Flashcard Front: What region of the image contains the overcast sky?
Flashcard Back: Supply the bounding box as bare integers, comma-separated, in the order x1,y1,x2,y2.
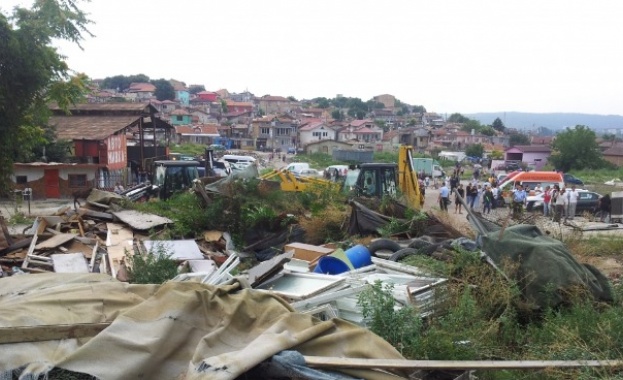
3,0,623,116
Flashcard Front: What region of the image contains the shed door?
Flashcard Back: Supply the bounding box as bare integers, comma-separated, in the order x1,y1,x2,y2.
44,169,60,198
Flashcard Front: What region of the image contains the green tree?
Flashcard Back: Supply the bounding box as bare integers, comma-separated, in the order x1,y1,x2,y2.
549,125,604,172
447,113,470,123
331,109,344,121
101,74,150,91
602,133,617,142
461,119,482,133
314,97,330,108
508,133,530,146
220,99,228,114
287,96,298,102
480,126,496,136
188,84,205,95
151,79,175,101
412,105,426,114
465,144,484,158
492,117,505,132
0,0,91,193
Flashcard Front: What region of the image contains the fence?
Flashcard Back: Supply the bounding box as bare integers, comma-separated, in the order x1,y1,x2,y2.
94,169,141,192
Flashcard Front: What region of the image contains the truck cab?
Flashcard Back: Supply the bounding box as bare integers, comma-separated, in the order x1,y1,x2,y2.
153,160,199,200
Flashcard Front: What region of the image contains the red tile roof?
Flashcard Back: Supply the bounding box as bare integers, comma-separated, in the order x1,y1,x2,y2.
506,144,551,153
299,122,325,131
128,82,156,92
349,119,373,128
175,124,220,136
261,95,289,102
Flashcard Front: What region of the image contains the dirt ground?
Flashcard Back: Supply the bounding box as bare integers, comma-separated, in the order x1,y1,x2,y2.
422,181,623,280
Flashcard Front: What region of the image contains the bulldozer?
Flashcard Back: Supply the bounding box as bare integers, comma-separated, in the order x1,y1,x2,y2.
352,145,423,210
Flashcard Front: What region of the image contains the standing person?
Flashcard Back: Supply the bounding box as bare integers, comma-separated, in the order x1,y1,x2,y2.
567,185,579,220
483,185,494,214
491,185,499,209
534,183,543,193
599,194,612,223
473,184,483,210
469,183,478,209
542,185,552,217
512,184,527,218
438,182,450,211
455,184,465,214
465,183,473,209
553,187,566,222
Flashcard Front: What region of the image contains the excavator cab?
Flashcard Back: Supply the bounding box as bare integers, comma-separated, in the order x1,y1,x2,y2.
352,146,423,210
354,164,399,198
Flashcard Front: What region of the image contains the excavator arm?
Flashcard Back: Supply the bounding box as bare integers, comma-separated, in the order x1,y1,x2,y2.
259,169,339,192
398,146,424,210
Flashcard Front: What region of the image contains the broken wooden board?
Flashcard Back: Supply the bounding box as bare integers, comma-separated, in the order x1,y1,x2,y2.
105,223,134,277
79,208,114,221
51,253,89,273
143,240,203,260
248,251,293,287
34,233,77,250
65,240,95,259
112,210,173,231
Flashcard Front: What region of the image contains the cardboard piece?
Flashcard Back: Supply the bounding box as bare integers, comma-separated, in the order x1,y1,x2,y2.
283,243,334,262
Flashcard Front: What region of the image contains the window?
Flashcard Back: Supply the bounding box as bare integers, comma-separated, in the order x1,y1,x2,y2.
69,174,88,188
260,127,270,135
15,176,27,184
176,115,183,121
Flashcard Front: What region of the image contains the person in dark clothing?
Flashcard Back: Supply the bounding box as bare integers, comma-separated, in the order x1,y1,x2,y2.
483,186,494,214
599,194,612,222
454,184,465,214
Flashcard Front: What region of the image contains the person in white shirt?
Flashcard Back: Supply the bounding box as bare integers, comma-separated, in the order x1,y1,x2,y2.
491,185,499,209
534,183,543,193
566,185,579,220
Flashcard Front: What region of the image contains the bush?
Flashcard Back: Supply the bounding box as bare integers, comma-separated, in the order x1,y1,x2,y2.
126,242,178,284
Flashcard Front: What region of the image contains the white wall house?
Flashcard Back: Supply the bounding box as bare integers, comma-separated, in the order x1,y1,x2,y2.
298,122,336,147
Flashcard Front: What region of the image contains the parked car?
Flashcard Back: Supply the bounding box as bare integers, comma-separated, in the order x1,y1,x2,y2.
526,190,600,215
295,168,322,178
208,144,226,151
287,147,296,154
564,173,584,186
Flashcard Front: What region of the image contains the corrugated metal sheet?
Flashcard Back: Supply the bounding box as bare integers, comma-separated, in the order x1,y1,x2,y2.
50,116,139,140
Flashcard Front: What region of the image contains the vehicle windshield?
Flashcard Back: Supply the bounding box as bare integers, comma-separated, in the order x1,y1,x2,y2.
154,165,198,188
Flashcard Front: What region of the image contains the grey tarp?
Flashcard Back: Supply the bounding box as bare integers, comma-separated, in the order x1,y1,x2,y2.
479,224,614,310
0,273,408,380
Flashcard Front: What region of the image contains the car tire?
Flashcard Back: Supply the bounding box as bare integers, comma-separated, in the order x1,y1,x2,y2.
389,248,420,262
368,239,402,257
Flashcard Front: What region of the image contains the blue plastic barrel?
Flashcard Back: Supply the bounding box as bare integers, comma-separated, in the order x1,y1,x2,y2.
344,244,372,269
313,256,350,275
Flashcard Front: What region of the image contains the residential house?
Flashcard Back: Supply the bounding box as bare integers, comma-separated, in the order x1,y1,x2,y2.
337,119,383,144
171,81,190,106
169,108,192,125
230,91,254,102
13,103,173,198
190,109,218,124
257,95,293,115
174,124,220,145
215,89,230,99
372,109,396,125
304,140,352,155
530,135,555,146
252,116,297,150
299,121,336,147
373,94,396,109
225,100,254,114
505,145,552,170
127,82,156,100
603,146,623,166
189,97,214,114
195,91,219,102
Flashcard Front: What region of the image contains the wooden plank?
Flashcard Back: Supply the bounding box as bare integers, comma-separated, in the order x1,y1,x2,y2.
35,233,77,250
79,208,114,221
52,253,89,273
106,223,133,277
111,210,173,231
21,233,38,269
303,357,623,370
89,241,99,272
0,323,111,344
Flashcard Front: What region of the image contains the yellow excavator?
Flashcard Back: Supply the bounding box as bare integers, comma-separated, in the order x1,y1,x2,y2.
352,145,423,210
259,169,340,193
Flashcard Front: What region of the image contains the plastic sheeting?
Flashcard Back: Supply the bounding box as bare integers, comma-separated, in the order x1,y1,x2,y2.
0,273,409,380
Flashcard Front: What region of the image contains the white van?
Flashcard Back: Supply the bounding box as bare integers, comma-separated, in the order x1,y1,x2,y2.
285,162,310,174
222,154,256,166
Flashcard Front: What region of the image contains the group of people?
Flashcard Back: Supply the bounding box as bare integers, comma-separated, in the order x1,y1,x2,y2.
437,179,500,215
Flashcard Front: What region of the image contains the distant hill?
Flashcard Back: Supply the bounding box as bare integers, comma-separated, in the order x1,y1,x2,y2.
465,112,623,131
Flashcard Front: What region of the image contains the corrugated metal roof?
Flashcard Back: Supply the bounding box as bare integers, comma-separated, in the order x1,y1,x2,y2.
50,116,139,140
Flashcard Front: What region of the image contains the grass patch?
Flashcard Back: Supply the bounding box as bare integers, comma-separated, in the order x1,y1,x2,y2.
564,235,623,257
126,242,178,284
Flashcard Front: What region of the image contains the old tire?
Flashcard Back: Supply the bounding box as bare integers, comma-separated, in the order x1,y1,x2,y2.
389,248,420,262
408,238,434,250
368,239,402,257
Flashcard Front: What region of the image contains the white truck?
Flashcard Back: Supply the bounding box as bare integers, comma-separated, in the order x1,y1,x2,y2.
413,158,445,178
